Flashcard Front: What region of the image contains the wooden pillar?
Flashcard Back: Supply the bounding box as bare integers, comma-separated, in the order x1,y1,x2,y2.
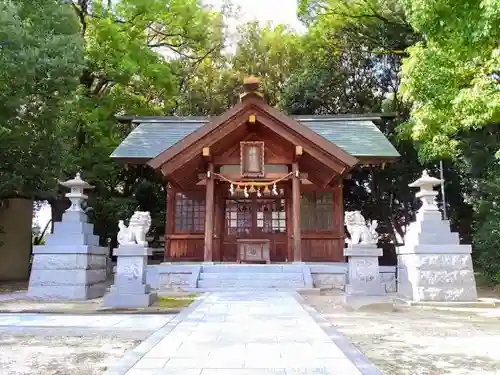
203,163,215,262
213,183,224,261
332,179,344,262
164,183,175,261
286,183,293,262
292,162,302,262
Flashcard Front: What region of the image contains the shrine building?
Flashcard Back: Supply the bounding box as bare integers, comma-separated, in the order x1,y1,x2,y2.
111,77,399,264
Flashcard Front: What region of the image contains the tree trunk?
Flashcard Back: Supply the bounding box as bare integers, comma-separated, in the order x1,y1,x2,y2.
49,198,69,233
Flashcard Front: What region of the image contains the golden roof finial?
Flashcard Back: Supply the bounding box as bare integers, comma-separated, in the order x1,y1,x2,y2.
240,75,263,101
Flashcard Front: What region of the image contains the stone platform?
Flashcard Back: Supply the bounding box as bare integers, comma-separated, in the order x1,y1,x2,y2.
144,262,397,293
397,171,477,302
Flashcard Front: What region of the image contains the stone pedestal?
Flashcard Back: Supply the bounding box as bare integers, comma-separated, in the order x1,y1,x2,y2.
27,212,108,300
344,244,385,296
27,174,108,300
397,171,477,302
103,245,157,308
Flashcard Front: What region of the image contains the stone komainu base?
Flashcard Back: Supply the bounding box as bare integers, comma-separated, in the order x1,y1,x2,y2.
344,244,385,296
103,245,157,308
397,210,477,302
27,211,108,300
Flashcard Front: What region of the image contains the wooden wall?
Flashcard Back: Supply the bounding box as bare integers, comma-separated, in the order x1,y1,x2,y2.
164,181,345,263
164,185,205,261
301,183,345,262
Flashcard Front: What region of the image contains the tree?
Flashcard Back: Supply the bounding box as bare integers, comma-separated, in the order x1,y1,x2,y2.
0,0,84,200
50,0,227,243
231,22,305,106
281,1,431,247
398,0,500,161
172,20,306,115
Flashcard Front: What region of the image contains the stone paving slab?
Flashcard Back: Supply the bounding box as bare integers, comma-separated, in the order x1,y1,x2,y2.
0,313,174,339
106,291,383,375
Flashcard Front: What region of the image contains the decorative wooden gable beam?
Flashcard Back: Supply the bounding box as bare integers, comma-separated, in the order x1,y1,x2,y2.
157,110,253,176
147,98,250,170
254,100,358,169
295,146,303,160
256,114,348,175
202,147,210,158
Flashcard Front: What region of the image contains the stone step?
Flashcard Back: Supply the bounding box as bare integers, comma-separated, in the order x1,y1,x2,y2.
199,272,304,281
405,231,459,245
201,264,304,273
173,287,321,294
197,279,305,289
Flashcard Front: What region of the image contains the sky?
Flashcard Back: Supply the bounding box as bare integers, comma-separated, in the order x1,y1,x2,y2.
34,0,302,231
205,0,303,30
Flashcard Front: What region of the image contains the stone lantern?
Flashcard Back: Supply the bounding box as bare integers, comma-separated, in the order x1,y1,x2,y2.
27,173,108,300
59,172,93,216
396,170,477,302
408,170,443,212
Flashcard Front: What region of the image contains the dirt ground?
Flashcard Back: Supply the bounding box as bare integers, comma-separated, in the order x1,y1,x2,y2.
303,293,500,375
0,335,139,375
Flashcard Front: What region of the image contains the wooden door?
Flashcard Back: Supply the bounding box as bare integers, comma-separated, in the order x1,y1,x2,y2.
221,196,288,262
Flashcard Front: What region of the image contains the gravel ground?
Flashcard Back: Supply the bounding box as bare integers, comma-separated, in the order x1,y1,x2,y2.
0,335,139,375
303,294,500,375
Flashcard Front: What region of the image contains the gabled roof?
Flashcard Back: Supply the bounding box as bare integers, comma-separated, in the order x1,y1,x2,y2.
110,114,400,161
145,97,359,176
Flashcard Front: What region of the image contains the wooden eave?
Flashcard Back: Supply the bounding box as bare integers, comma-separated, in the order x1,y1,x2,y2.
147,99,248,170
111,157,151,165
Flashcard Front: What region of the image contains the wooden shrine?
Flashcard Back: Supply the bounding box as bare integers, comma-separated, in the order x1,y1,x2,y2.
111,77,400,263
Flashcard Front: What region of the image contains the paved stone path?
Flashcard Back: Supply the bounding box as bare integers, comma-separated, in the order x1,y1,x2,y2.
107,291,382,375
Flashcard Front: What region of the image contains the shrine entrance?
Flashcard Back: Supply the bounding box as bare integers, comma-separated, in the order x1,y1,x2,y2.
221,192,288,262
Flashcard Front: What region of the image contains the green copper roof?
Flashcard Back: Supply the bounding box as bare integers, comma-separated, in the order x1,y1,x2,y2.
110,116,400,160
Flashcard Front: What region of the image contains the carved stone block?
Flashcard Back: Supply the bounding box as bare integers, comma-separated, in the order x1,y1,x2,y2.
31,254,106,270
344,244,384,296
311,273,346,289
103,244,156,308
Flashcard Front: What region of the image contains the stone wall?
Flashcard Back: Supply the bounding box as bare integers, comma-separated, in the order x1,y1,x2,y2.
0,199,33,281
309,263,396,293
146,264,200,290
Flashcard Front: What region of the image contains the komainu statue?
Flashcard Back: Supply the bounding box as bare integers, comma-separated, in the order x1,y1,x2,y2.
117,211,151,246
344,211,378,245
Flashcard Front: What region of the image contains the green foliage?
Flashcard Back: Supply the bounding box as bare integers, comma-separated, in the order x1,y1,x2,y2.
231,22,304,106
49,0,227,243
282,0,433,245
472,171,500,282
298,0,419,55
0,0,84,199
454,124,500,282
398,0,500,161
2,0,495,277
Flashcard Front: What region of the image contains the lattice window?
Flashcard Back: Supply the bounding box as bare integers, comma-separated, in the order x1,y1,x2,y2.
256,199,286,233
225,199,253,236
301,192,333,230
175,193,205,232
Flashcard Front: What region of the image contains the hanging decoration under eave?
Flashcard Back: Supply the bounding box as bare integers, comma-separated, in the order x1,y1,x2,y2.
211,172,293,197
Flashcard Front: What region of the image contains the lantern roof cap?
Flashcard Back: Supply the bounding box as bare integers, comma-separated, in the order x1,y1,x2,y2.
59,173,94,189
409,170,443,188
